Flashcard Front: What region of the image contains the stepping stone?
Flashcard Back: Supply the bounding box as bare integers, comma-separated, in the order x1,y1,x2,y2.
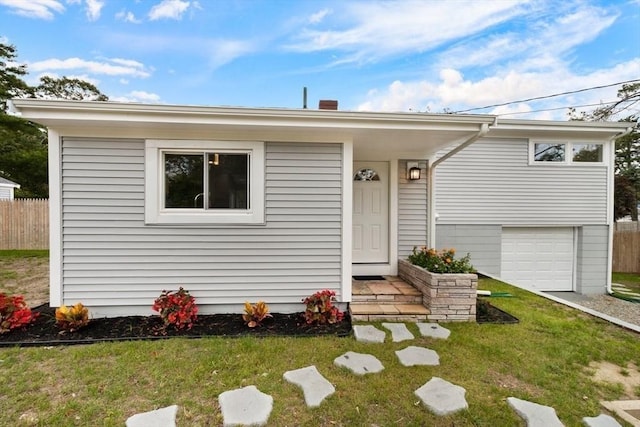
334,351,384,375
382,323,414,342
507,397,564,427
395,346,440,366
582,414,622,427
417,323,451,339
283,365,335,407
218,385,273,427
353,325,386,343
126,405,178,427
414,377,468,416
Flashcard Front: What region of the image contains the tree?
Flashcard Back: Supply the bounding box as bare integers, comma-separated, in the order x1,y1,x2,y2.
35,76,108,101
0,42,109,198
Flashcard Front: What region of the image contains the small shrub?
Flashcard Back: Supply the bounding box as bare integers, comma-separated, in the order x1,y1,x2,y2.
55,302,89,332
152,287,198,330
303,289,344,325
0,293,39,334
242,301,272,328
408,246,474,273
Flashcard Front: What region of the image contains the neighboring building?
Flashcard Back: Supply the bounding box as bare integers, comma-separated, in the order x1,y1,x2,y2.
8,99,631,316
0,177,20,200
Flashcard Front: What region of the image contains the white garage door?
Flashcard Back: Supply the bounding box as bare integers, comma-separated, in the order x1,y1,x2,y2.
501,227,574,291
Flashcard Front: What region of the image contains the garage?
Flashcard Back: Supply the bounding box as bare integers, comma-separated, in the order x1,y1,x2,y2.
501,227,574,291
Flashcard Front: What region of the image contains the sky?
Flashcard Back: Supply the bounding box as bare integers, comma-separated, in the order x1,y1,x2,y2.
0,0,639,120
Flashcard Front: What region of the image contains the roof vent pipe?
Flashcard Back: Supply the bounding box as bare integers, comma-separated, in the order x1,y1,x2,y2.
319,100,338,110
303,87,307,109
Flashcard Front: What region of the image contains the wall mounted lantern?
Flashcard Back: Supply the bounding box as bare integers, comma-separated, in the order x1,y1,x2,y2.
407,162,421,181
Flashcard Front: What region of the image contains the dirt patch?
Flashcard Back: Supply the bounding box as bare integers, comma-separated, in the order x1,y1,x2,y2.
0,256,49,307
589,361,640,399
487,368,544,398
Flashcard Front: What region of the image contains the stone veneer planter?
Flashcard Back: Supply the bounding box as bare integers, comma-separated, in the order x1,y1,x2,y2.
398,258,477,322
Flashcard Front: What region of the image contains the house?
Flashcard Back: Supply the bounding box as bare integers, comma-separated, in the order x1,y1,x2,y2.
0,177,20,200
8,99,632,317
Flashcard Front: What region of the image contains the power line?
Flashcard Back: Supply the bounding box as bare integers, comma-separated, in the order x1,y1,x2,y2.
452,78,640,114
494,100,619,117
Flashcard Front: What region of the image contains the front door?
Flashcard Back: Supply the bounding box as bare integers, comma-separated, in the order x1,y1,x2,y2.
352,161,389,264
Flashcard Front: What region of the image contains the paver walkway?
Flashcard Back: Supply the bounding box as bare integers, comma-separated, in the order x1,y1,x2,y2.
124,322,625,425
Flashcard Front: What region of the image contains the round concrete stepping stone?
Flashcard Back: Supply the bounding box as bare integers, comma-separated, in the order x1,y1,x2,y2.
414,377,468,416
334,351,384,375
582,414,622,427
283,365,335,408
507,397,564,427
382,323,415,342
395,346,440,366
417,323,451,339
218,385,273,427
353,325,386,343
125,405,178,427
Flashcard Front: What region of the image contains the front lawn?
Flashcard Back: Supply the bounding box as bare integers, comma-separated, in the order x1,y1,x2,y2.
613,272,640,293
0,257,639,425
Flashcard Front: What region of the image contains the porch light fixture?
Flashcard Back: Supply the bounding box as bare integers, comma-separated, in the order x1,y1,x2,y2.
407,162,421,181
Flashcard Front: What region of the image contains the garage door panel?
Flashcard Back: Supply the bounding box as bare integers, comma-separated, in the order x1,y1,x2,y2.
501,227,574,292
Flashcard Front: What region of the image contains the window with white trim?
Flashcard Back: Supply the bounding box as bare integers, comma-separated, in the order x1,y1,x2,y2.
145,140,264,225
530,141,605,165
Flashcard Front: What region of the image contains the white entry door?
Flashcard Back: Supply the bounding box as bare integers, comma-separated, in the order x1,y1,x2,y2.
353,162,389,263
501,227,574,291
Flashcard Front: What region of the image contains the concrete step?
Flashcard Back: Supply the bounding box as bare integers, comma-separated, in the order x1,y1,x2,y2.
352,277,423,305
350,303,429,322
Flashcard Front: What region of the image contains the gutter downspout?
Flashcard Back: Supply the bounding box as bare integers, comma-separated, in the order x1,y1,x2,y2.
427,118,497,248
606,126,634,295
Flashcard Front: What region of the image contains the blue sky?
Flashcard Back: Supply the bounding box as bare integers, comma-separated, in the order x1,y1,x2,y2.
1,0,639,119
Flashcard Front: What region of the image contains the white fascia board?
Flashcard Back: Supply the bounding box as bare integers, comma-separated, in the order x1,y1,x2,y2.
492,119,632,138
9,99,496,131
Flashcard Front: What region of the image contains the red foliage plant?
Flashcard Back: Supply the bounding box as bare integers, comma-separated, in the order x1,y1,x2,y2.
152,287,198,330
0,293,39,334
303,289,344,325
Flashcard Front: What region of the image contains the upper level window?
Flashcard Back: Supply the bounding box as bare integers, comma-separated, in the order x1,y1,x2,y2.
530,141,604,165
572,143,603,163
533,143,565,162
146,140,264,225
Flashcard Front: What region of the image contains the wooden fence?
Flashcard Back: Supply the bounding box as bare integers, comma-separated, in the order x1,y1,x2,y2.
0,199,49,250
613,222,640,273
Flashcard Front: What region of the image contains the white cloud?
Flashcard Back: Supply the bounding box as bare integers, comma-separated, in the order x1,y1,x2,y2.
115,9,141,23
0,0,65,20
29,57,151,78
437,5,618,71
148,0,190,21
110,90,162,103
356,59,640,120
286,0,527,64
84,0,103,21
308,8,331,24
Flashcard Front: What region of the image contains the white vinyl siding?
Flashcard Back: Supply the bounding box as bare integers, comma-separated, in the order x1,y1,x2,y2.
398,160,427,258
435,138,608,225
0,187,12,200
436,225,501,275
61,138,342,311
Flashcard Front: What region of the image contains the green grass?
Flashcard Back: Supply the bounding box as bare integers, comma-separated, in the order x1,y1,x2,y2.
1,277,639,425
612,272,640,293
0,250,49,260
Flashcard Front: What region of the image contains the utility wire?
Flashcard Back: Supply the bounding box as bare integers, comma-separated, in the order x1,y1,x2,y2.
495,100,619,117
452,78,640,114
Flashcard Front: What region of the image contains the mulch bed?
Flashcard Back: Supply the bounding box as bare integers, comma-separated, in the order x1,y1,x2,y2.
0,304,353,347
476,299,519,324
